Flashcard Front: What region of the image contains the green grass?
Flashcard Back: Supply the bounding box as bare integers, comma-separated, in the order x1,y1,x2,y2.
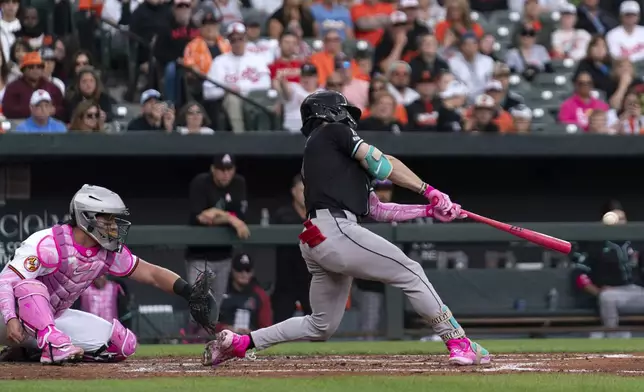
2,374,643,392
135,338,644,357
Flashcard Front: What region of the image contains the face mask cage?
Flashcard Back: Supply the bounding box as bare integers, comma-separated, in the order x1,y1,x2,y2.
82,212,131,252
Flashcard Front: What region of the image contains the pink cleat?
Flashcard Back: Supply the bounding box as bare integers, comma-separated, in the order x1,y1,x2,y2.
37,325,84,364
446,337,491,366
202,330,250,367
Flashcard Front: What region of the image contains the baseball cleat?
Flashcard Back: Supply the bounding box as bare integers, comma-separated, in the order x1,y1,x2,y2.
446,338,491,366
37,325,84,365
202,329,250,367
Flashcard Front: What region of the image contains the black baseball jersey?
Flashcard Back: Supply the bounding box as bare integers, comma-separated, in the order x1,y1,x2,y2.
302,122,372,216
572,241,644,288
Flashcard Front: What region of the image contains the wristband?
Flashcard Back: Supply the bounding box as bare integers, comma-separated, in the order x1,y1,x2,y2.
419,182,435,197
173,278,191,301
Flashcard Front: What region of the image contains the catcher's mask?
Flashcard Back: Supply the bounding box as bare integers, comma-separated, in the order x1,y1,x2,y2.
70,184,131,252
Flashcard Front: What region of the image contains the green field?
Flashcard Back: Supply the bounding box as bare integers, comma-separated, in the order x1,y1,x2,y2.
3,339,643,392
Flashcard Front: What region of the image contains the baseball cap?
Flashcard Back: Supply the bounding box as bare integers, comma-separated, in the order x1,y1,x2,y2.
510,104,533,119
40,47,56,61
440,80,468,99
301,63,318,76
20,52,43,69
399,0,419,8
212,153,235,169
474,94,495,109
414,70,434,86
560,3,577,14
201,11,219,25
484,80,503,92
232,253,254,272
621,0,640,14
390,11,408,25
30,89,52,106
140,89,162,104
227,22,246,37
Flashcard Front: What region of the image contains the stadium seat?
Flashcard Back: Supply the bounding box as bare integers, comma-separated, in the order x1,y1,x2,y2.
488,10,520,27
530,108,556,129
508,75,532,95
114,103,142,123
541,123,580,134
533,73,569,88
243,89,280,131
550,59,577,74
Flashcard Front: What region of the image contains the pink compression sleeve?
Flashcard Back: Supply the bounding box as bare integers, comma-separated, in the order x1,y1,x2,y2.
368,192,431,223
0,269,21,324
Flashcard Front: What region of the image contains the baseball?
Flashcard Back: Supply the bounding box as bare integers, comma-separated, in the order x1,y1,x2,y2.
602,211,619,225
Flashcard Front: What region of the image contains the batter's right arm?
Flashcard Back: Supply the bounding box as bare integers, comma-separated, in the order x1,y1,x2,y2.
353,143,423,193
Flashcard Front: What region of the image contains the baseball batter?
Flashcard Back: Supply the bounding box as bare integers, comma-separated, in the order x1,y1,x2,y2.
203,90,490,367
0,184,217,364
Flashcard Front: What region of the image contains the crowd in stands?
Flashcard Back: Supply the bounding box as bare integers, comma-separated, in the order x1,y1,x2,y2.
0,0,643,133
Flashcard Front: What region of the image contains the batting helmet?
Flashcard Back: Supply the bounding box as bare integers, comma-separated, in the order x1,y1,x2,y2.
300,90,362,136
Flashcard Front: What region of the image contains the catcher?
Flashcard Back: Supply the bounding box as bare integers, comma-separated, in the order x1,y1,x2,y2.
0,184,218,364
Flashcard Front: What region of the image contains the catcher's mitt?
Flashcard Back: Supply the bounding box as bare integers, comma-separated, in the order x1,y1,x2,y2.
189,269,219,336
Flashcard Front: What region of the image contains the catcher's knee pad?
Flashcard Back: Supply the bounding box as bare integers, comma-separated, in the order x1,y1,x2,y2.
13,279,55,334
104,319,137,361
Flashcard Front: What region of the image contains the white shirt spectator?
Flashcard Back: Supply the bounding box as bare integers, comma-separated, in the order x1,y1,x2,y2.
0,17,20,62
506,45,552,73
606,25,644,63
203,52,272,100
386,83,420,106
101,0,139,34
251,0,282,15
177,126,215,135
246,38,279,66
551,29,592,61
284,83,322,133
508,0,567,13
448,52,494,102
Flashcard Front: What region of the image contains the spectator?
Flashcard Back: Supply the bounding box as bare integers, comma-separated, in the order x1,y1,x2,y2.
464,94,500,133
79,276,128,323
341,56,369,110
41,48,64,95
575,0,617,36
324,70,344,93
176,101,214,134
127,89,175,132
437,22,460,60
202,0,242,27
279,63,321,133
551,3,592,61
215,253,272,334
448,32,494,102
509,104,533,133
572,201,644,338
437,80,468,131
559,71,610,130
311,0,353,40
350,0,394,47
3,52,64,120
479,33,500,62
358,91,403,132
130,0,172,74
68,100,105,133
245,17,279,65
575,35,612,94
183,11,231,75
8,40,29,78
310,29,361,87
418,0,445,30
17,7,51,52
250,0,281,16
409,33,449,86
406,70,439,131
374,8,429,73
609,92,644,134
67,50,95,88
154,0,199,104
363,75,408,125
271,174,313,323
435,69,455,94
14,90,66,133
606,1,644,64
64,67,113,123
493,63,525,111
510,0,548,49
508,0,565,13
269,32,304,87
434,0,483,45
477,79,514,132
102,0,138,32
203,22,271,133
354,47,373,81
288,20,314,60
607,59,643,110
386,60,419,105
587,109,612,133
506,25,553,81
186,153,249,306
51,38,67,82
0,0,21,62
0,45,14,105
268,0,317,39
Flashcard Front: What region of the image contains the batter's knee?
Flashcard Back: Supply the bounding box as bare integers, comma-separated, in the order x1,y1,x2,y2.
307,314,342,341
598,289,619,307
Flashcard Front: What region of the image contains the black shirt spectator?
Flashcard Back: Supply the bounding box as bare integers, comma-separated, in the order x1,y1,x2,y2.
575,1,618,35
574,35,613,94
130,0,172,64
268,4,316,39
406,70,440,131
153,0,200,69
374,14,430,73
409,34,449,86
127,89,175,132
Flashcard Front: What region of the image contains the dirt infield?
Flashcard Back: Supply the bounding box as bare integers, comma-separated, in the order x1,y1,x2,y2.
1,353,644,379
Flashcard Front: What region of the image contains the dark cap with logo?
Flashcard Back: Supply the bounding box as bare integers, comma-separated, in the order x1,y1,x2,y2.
301,63,317,76
212,153,235,169
232,253,254,271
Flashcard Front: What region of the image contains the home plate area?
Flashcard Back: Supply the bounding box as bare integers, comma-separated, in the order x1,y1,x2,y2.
1,353,644,379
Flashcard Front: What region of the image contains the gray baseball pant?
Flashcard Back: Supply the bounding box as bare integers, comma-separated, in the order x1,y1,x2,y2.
251,209,463,349
598,284,644,328
186,258,232,305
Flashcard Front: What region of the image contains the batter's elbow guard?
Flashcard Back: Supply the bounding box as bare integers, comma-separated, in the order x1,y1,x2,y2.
364,145,393,180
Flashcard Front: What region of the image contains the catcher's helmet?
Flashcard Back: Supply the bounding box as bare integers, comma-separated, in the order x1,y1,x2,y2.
300,90,362,136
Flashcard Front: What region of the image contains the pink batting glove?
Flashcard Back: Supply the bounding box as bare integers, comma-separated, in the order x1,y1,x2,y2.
424,187,453,214
433,203,466,222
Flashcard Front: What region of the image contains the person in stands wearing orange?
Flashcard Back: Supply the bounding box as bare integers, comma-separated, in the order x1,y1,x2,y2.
351,0,395,47
434,0,484,45
310,29,362,87
362,75,408,125
183,11,230,75
463,80,514,133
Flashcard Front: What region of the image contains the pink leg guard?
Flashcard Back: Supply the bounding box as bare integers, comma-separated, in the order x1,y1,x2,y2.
103,319,137,362
13,280,58,347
